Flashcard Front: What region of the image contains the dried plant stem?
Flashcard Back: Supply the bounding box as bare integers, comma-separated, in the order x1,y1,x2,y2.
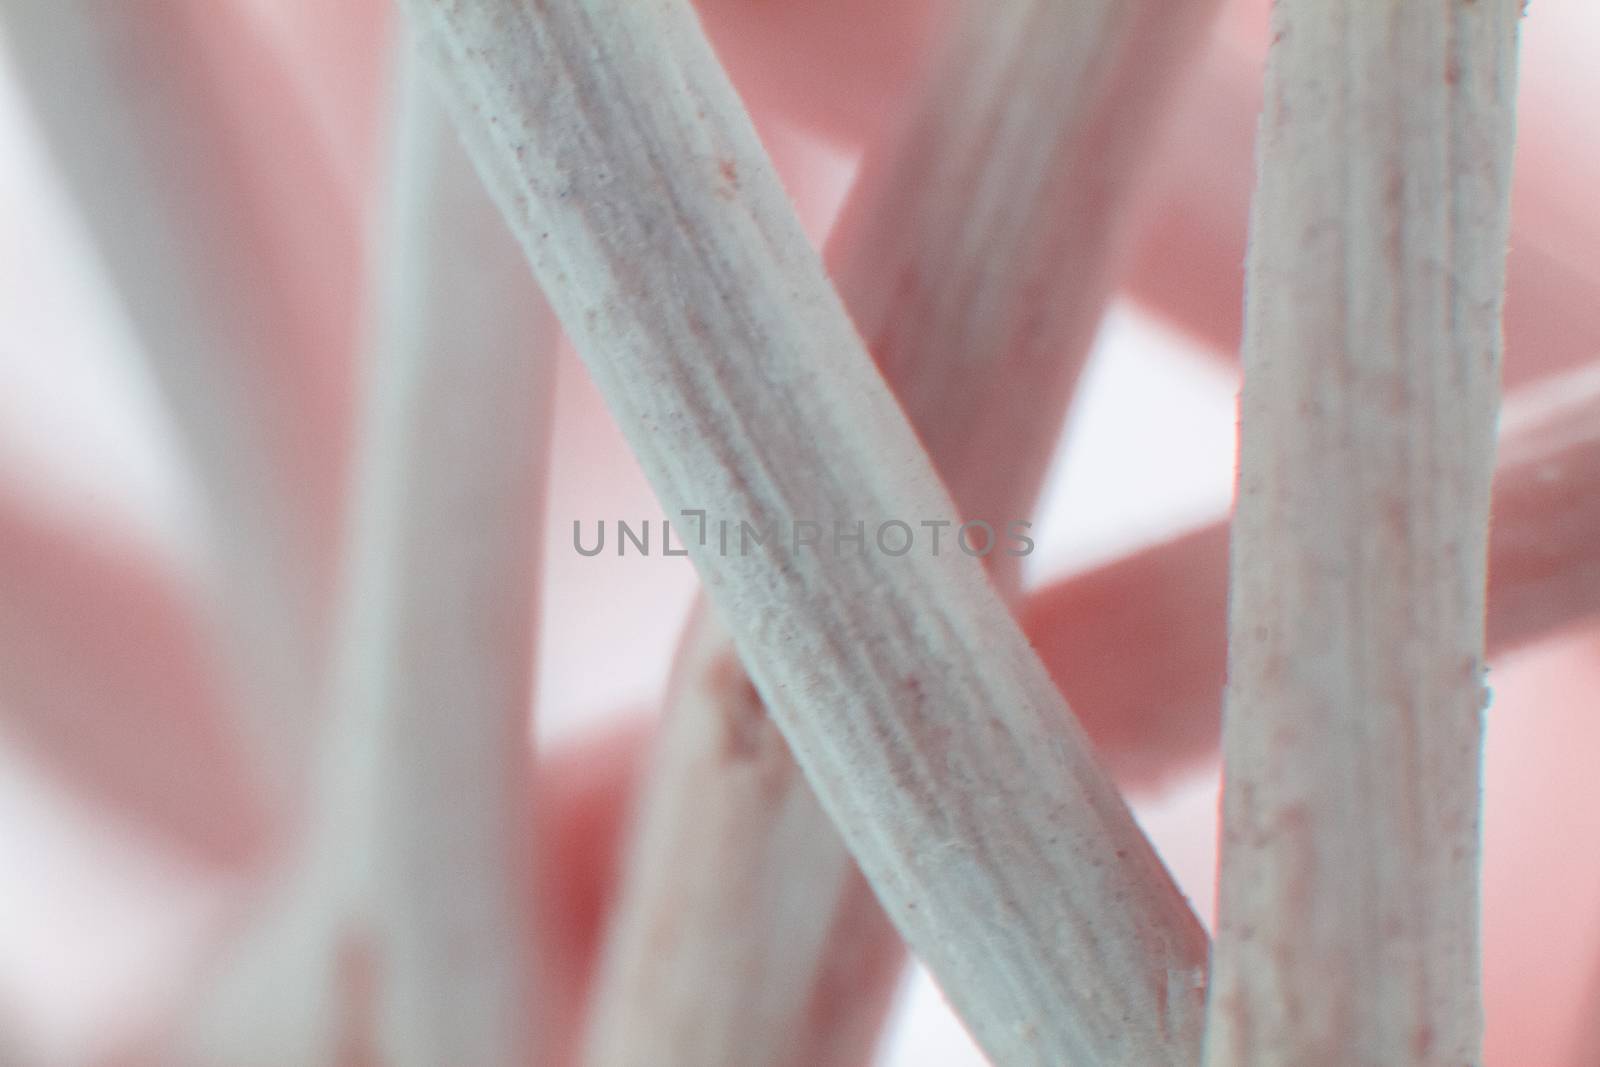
0,0,357,795
1023,363,1600,786
583,2,1220,1064
170,64,555,1067
1205,3,1521,1064
826,0,1225,596
406,2,1209,1063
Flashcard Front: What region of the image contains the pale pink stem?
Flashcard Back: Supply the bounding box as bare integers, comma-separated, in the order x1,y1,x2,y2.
584,3,1222,1065
1206,3,1520,1062
163,57,557,1066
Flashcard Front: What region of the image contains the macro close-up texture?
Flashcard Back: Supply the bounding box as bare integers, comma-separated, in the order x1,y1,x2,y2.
0,0,1598,1065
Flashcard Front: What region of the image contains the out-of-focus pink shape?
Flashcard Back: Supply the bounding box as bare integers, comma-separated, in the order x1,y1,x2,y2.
693,0,950,149
535,718,650,1066
158,0,365,568
1479,632,1600,1066
0,0,364,854
1127,0,1600,387
0,484,265,867
1021,522,1229,787
236,0,391,197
